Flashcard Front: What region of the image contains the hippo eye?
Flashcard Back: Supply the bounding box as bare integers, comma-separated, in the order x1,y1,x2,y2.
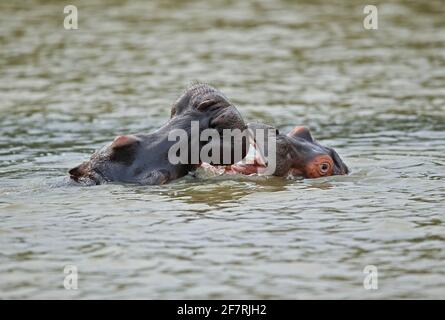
306,155,334,178
320,163,330,174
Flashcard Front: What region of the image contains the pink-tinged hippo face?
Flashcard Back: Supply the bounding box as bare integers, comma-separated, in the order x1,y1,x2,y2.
231,123,349,179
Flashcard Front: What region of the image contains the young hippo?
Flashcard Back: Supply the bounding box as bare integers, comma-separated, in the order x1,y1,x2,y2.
69,84,247,185
222,122,349,179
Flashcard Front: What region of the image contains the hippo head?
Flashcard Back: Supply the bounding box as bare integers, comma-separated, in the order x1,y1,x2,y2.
69,84,248,185
232,122,349,179
170,83,248,165
68,134,147,185
170,83,246,135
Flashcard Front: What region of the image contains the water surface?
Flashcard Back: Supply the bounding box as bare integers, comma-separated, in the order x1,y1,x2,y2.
0,0,444,299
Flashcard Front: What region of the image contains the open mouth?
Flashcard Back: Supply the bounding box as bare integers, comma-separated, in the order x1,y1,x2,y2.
229,137,271,175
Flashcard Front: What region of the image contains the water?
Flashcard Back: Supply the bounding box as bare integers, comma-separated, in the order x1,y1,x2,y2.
1,0,444,299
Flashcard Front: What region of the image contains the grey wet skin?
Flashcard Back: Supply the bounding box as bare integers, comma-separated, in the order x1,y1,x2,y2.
235,122,349,178
69,84,248,185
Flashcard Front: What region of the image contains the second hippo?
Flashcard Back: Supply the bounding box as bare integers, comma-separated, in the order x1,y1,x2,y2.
212,122,349,179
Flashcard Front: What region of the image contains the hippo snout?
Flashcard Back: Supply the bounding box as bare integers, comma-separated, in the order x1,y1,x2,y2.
69,161,90,181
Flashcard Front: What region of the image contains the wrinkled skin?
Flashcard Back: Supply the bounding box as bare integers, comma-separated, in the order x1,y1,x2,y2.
69,84,247,185
227,122,349,179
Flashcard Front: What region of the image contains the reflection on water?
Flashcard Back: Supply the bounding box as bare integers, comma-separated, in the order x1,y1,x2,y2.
163,175,290,206
0,0,444,299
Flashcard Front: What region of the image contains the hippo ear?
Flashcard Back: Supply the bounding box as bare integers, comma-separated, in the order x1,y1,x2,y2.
197,99,217,111
287,126,314,142
110,135,140,164
111,135,140,149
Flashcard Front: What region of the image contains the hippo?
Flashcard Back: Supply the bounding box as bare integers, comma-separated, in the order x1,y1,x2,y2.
69,84,247,185
217,122,349,179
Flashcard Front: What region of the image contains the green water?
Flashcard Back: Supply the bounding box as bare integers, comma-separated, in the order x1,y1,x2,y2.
0,0,444,299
